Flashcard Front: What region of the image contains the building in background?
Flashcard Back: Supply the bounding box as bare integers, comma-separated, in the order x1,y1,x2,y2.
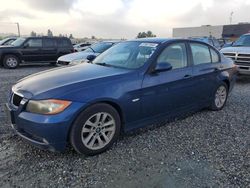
173,23,250,41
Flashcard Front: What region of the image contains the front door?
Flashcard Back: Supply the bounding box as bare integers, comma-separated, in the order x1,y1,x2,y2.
141,42,195,119
20,38,43,62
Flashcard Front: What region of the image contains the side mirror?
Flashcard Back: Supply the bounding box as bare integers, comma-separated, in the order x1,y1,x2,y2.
86,54,97,61
154,62,172,73
23,43,29,48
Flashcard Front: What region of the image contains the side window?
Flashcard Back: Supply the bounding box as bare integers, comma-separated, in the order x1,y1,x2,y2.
210,48,220,63
157,43,187,69
58,39,71,47
43,38,57,47
25,39,42,47
190,43,211,65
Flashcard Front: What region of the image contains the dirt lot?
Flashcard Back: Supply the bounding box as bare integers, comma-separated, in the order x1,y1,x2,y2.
0,65,249,188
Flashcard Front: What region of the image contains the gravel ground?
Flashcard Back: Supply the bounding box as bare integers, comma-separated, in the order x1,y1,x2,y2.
0,65,249,188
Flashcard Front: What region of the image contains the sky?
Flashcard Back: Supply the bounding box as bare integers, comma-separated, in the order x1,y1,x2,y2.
0,0,250,39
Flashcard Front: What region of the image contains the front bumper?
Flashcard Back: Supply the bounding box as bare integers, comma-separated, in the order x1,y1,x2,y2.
237,66,250,75
5,101,85,152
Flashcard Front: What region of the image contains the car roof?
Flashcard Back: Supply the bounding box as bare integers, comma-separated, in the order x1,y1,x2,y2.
21,36,70,39
130,38,172,43
100,40,121,44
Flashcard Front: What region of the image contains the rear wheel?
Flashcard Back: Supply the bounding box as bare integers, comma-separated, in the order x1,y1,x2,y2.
210,83,228,111
70,103,121,155
3,55,20,69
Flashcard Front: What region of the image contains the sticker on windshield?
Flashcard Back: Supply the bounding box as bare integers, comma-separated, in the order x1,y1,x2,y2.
139,43,158,48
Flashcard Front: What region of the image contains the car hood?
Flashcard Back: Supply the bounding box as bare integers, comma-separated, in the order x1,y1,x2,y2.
0,45,17,49
58,51,100,62
221,46,250,54
13,63,131,99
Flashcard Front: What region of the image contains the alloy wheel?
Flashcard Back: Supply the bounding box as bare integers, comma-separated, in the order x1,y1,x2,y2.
81,112,116,150
215,85,227,108
6,57,18,68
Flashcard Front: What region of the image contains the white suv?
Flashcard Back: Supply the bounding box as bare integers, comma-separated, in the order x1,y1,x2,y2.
221,34,250,75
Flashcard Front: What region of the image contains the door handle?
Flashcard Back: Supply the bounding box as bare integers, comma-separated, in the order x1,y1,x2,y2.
200,67,220,72
183,74,192,79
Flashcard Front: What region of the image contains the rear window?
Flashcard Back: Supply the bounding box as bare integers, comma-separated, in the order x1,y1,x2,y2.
58,38,72,47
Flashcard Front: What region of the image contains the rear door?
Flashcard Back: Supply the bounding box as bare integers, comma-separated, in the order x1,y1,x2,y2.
42,38,58,62
57,38,73,58
20,38,43,62
189,42,222,103
141,42,195,118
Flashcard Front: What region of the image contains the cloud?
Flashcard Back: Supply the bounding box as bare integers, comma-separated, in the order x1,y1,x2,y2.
1,0,250,38
23,0,76,12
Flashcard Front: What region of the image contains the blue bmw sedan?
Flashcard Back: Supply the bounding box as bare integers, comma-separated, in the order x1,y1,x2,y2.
5,38,238,155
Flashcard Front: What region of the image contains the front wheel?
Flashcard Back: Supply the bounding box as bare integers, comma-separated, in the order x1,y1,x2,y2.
3,55,20,69
210,83,228,111
70,103,121,155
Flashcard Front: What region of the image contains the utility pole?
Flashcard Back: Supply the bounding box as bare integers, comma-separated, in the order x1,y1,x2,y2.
230,12,234,25
15,22,20,37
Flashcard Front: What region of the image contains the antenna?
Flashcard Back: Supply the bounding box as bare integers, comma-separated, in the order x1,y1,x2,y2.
230,11,234,24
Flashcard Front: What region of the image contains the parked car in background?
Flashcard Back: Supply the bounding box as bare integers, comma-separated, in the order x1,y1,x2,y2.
0,36,74,69
74,42,92,52
57,41,119,66
221,33,250,75
0,37,17,46
6,38,237,155
191,37,221,50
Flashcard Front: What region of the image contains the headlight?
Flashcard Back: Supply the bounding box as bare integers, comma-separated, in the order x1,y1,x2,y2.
71,59,85,65
26,99,71,115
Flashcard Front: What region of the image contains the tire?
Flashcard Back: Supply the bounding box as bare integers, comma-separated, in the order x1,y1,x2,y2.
70,103,121,155
209,82,228,111
3,55,20,69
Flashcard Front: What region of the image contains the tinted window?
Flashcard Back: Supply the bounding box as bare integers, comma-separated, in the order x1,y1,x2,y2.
80,44,90,47
12,38,25,46
157,43,187,69
85,42,113,53
233,35,250,47
190,43,211,65
210,48,219,63
58,38,71,47
43,38,57,47
26,39,42,47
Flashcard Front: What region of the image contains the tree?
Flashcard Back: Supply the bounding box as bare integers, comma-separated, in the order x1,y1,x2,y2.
136,30,156,38
30,31,36,37
47,29,53,36
69,34,74,39
91,35,96,40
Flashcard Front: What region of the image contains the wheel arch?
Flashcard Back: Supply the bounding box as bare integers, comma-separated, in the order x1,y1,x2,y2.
218,71,230,89
67,99,125,142
1,53,22,65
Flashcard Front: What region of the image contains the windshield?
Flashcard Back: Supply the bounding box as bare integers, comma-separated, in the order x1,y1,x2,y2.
92,41,158,69
84,42,113,53
0,38,9,45
233,35,250,47
11,38,26,46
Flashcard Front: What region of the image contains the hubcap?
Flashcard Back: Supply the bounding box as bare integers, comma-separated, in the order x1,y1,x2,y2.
215,85,227,108
6,57,18,67
81,112,116,150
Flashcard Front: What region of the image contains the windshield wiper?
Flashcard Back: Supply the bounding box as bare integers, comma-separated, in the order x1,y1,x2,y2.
95,63,117,68
89,47,95,52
